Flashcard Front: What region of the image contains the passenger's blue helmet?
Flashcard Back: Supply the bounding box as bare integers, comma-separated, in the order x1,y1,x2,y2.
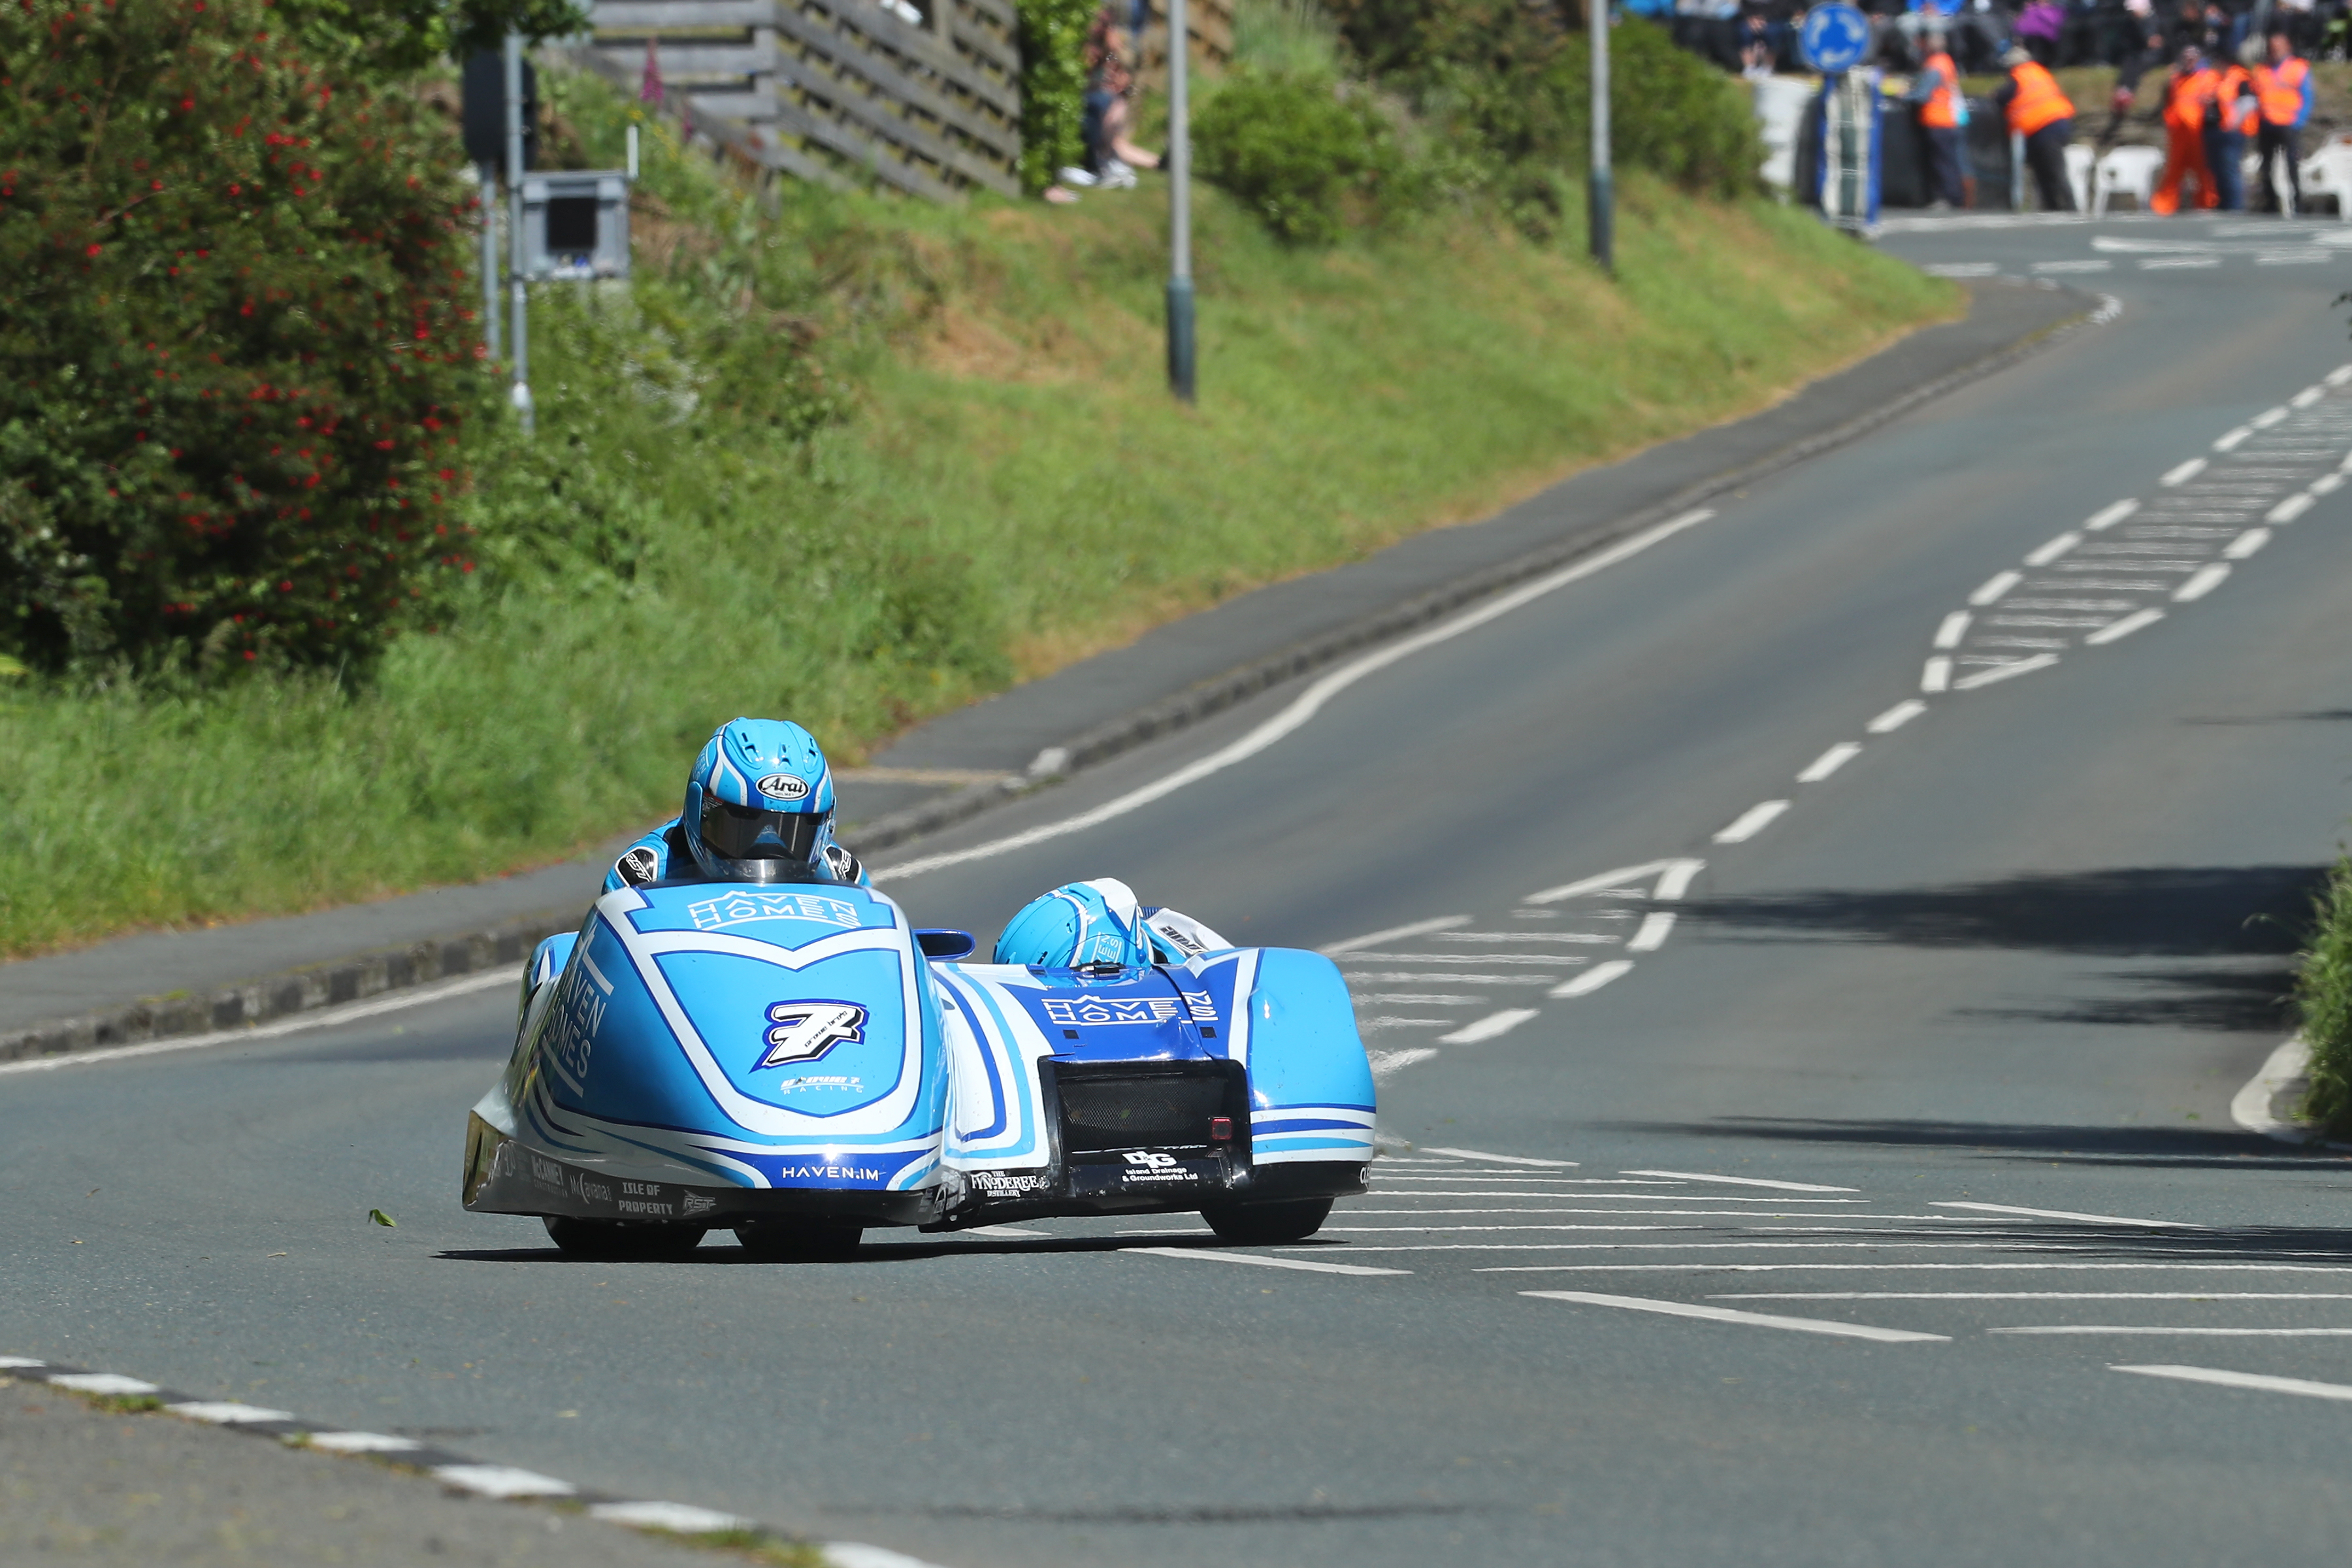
681,718,837,883
992,878,1151,968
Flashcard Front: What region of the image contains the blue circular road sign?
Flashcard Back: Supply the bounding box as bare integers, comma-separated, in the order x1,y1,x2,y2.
1800,3,1870,73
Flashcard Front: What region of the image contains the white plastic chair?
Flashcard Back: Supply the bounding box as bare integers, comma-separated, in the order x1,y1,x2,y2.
2091,146,2162,215
2300,137,2352,219
2063,144,2094,212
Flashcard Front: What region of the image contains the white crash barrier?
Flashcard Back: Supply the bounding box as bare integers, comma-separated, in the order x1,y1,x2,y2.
1754,74,1817,192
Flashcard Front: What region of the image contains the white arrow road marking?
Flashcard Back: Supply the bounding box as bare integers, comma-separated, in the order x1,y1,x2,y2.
1522,1291,1949,1343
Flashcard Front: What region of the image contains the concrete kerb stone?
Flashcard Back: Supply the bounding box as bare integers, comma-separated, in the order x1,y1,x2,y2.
0,908,581,1067
6,280,2103,1061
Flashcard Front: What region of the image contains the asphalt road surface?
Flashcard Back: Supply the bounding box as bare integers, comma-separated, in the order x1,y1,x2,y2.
14,213,2352,1567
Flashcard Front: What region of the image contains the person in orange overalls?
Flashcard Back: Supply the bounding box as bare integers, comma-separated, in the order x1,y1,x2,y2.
2153,44,2219,213
2208,51,2255,208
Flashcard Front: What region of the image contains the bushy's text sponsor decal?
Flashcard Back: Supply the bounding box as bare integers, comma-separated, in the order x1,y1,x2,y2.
688,890,862,932
758,1002,868,1070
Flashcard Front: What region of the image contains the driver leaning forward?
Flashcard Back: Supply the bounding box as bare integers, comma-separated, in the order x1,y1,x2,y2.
604,717,868,892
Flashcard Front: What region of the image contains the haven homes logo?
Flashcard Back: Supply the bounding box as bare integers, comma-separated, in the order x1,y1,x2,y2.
1043,996,1183,1027
687,891,861,933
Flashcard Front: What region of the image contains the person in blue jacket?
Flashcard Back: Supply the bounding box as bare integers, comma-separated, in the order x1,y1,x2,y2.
603,717,867,892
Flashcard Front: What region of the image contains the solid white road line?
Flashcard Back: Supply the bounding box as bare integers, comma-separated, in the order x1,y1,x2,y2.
1128,1247,1409,1277
1416,1146,1579,1167
0,968,519,1077
1713,800,1790,844
432,1464,575,1499
962,1224,1050,1238
1621,1170,1858,1193
1550,960,1635,998
2173,564,2231,601
1934,611,1972,648
1625,913,1676,953
1720,1292,2352,1301
1931,1201,2199,1229
1522,1291,1949,1343
1952,655,2059,691
47,1373,160,1396
2328,364,2352,386
1969,570,2023,604
2312,473,2344,495
1479,1262,2352,1274
2225,527,2272,559
1867,700,1927,734
2161,457,2209,485
2112,1364,2352,1403
2023,532,2082,566
167,1401,295,1424
1921,655,1952,692
1321,915,1469,955
2266,493,2313,523
873,508,1717,881
1994,1335,2352,1345
826,1543,962,1568
2085,607,2164,644
1439,1009,1539,1045
1797,743,1862,783
309,1431,425,1453
2230,1036,2311,1142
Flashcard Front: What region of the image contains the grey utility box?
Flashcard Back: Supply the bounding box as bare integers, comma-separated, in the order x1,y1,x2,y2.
520,171,630,280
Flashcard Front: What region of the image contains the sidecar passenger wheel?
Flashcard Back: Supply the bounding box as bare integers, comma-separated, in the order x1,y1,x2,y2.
734,1220,864,1262
542,1216,706,1260
1199,1196,1334,1246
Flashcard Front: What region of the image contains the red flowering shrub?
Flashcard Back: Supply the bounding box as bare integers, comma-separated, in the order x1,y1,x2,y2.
0,0,488,675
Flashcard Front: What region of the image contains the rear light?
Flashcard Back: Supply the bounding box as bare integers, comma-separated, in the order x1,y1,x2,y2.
1209,1117,1233,1142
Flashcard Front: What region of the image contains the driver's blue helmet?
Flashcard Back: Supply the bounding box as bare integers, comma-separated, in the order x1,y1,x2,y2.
681,718,837,883
992,877,1151,968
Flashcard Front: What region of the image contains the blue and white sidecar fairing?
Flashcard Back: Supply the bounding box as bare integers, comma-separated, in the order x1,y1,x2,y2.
463,879,1375,1254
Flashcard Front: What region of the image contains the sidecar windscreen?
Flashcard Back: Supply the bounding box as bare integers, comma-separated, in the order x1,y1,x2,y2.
700,798,828,864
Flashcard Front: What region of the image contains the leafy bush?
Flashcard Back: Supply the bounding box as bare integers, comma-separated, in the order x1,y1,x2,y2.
0,0,489,678
1016,0,1092,194
2297,857,2352,1133
1195,68,1399,245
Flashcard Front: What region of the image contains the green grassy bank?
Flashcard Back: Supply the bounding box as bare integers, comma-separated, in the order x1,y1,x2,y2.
0,73,1956,959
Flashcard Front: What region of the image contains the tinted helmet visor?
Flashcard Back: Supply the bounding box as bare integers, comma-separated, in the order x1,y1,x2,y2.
700,797,828,865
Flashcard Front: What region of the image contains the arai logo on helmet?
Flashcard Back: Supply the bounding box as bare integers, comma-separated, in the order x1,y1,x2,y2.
756,773,811,802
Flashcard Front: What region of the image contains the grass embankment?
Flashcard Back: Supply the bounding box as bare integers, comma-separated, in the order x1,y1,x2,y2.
0,71,1956,959
2296,860,2352,1134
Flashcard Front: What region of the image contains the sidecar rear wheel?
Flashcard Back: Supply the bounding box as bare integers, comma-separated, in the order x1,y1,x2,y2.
542,1216,706,1260
1200,1196,1334,1246
734,1219,864,1262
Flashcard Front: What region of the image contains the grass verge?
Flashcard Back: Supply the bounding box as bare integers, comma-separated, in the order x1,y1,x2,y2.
0,69,1958,959
2296,856,2352,1134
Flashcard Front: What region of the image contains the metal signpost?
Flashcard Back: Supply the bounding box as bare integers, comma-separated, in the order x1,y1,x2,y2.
1590,0,1611,274
504,33,534,435
1166,0,1196,403
1799,3,1878,233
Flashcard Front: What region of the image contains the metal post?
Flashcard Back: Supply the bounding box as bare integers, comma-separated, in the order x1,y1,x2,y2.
1166,0,1196,404
2011,129,2025,213
1589,0,1613,274
478,162,501,361
504,33,535,435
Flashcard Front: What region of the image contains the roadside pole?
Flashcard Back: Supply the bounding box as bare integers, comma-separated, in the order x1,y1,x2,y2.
504,32,535,436
1589,0,1612,274
479,163,501,361
1166,0,1196,403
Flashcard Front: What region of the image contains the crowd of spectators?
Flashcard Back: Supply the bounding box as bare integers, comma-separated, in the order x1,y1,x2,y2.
1629,0,2345,81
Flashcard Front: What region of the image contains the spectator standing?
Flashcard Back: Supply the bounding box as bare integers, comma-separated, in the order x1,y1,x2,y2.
1073,1,1160,188
1995,44,2080,206
2252,29,2312,212
2207,46,2254,208
2152,42,2219,210
1910,30,1974,204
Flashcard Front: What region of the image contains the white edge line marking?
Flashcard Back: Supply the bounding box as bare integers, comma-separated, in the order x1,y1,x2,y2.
1712,800,1790,844
2225,527,2272,559
1797,742,1862,783
309,1431,424,1453
166,1401,295,1424
2252,404,2291,428
826,1542,964,1568
1952,653,2059,690
2214,426,2253,451
2173,564,2230,602
2023,531,2082,567
1624,913,1676,953
1522,1291,1948,1343
2161,457,2208,485
2112,1364,2352,1402
1968,570,2023,606
2311,473,2343,496
431,1465,576,1499
1715,1293,2352,1301
2084,499,2140,531
589,1501,754,1533
0,968,517,1076
2293,384,2327,408
1933,611,1971,649
2231,1036,2313,1143
1930,1201,2200,1230
2002,1326,2352,1336
962,1223,1051,1238
1439,1008,1539,1045
1321,915,1469,956
1867,700,1927,734
1127,1246,1409,1277
48,1373,161,1396
873,508,1718,881
1550,960,1635,998
2085,607,2164,644
1921,656,1952,693
2266,493,2313,523
2328,364,2352,387
1418,1146,1580,1168
1622,1169,1859,1193
0,1358,48,1369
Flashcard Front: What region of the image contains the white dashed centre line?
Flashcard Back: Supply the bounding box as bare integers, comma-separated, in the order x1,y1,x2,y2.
1930,1201,2199,1228
2173,564,2230,601
2266,493,2314,523
1416,1147,1579,1167
2224,527,2272,559
2083,499,2140,530
1523,1291,1950,1343
1933,611,1972,648
1713,800,1791,843
1797,742,1863,783
1620,1171,1859,1193
1625,913,1676,952
1439,1009,1540,1045
1549,960,1635,998
1867,699,1927,733
2001,1326,2352,1336
2161,457,2209,485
